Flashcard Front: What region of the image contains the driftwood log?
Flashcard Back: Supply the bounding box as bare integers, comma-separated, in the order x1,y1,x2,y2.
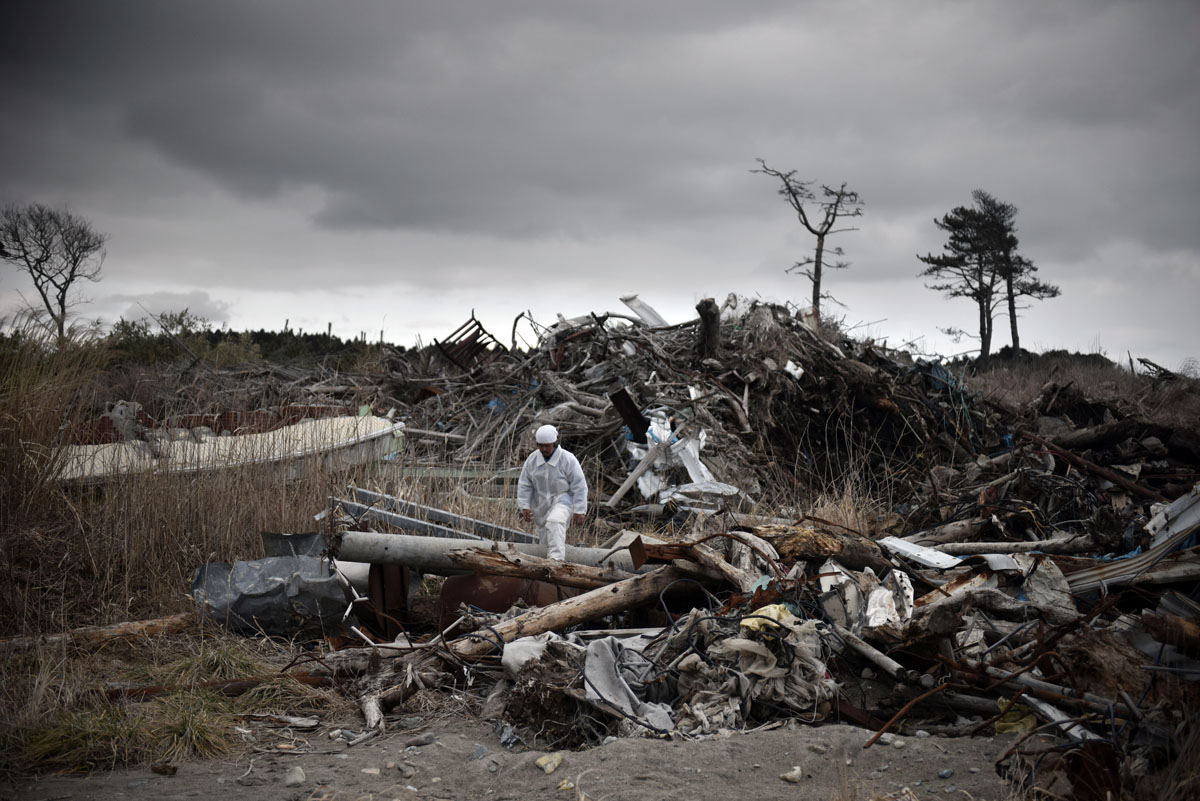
0,612,195,654
446,548,637,589
107,672,332,701
1141,611,1200,659
750,524,891,574
933,532,1097,555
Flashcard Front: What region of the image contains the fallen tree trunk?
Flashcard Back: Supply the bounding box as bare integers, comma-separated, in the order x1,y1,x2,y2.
935,532,1097,556
1141,611,1200,659
0,612,195,654
446,548,637,589
1050,419,1144,452
902,517,997,545
106,671,332,701
452,565,687,661
751,524,892,574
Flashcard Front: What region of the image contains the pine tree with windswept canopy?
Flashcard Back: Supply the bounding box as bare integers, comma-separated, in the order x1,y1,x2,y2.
918,190,1058,361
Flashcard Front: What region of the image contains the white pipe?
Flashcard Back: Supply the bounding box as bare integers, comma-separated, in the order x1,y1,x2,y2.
335,531,644,576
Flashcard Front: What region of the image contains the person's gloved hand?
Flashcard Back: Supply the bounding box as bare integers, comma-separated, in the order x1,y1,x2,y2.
520,508,532,522
573,513,585,525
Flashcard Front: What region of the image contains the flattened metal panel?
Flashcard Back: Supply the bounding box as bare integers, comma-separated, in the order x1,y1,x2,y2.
878,536,962,569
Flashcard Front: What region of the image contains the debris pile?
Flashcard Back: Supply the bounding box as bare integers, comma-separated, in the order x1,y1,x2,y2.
69,293,1200,798
392,295,1013,514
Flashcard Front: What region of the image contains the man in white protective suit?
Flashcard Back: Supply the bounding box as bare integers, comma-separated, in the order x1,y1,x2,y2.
517,424,588,561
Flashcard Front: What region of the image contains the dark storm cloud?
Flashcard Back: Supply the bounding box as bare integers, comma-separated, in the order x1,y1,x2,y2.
0,1,1197,365
2,1,797,235
4,1,1196,251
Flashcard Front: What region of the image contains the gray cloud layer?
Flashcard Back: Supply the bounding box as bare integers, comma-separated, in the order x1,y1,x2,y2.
1,1,1196,363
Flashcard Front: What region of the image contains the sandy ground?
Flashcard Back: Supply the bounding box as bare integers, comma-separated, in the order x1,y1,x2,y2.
4,716,1021,801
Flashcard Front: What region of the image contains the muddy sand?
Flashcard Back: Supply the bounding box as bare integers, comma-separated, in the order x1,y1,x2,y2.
6,716,1021,801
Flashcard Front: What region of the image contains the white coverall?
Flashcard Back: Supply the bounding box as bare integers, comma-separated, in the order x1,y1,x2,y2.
516,445,588,561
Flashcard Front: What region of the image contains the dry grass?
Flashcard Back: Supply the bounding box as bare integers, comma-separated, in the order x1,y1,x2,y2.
969,352,1200,430
0,332,387,773
1158,717,1200,801
143,690,236,763
126,639,270,686
0,332,382,635
0,629,331,774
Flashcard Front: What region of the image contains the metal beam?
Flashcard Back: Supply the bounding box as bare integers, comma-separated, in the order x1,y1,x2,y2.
335,499,486,541
349,487,535,543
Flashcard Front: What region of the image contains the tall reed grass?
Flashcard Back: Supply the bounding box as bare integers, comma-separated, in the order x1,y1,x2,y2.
0,330,380,636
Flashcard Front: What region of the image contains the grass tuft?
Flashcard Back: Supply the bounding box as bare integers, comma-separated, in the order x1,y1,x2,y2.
238,674,344,715
12,702,150,774
145,690,235,763
153,643,266,686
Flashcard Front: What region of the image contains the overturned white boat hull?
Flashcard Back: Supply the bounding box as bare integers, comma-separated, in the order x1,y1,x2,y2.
59,415,404,483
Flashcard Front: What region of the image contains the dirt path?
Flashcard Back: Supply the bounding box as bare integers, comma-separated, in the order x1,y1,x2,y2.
5,717,1021,801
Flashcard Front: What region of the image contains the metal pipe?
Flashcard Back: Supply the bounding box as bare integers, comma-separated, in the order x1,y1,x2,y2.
334,530,645,576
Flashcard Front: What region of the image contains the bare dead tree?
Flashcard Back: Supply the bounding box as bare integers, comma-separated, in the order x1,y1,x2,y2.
0,202,107,341
753,159,864,320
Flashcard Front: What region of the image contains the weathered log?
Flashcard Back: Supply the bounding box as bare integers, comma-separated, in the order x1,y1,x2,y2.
674,539,760,592
751,523,891,574
449,565,687,661
303,635,428,677
970,665,1136,719
903,517,998,545
107,672,332,701
1050,419,1143,452
1141,611,1200,659
935,532,1097,555
446,548,636,589
695,297,721,360
0,612,195,654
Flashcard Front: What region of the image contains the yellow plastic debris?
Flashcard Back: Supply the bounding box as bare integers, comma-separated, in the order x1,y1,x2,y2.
741,603,797,631
557,778,575,791
993,696,1038,733
536,752,564,774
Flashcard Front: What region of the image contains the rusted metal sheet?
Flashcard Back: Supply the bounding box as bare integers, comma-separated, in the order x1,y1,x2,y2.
438,575,579,630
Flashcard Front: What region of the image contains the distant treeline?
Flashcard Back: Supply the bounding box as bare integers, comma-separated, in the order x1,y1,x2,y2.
102,311,407,369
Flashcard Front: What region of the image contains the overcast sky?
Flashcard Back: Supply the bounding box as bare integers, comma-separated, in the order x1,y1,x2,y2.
2,1,1197,368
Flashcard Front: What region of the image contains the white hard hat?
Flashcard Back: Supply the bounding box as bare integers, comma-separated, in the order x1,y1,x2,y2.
535,424,559,444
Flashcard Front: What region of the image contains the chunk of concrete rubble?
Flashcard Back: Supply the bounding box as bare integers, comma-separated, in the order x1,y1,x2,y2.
780,765,804,783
